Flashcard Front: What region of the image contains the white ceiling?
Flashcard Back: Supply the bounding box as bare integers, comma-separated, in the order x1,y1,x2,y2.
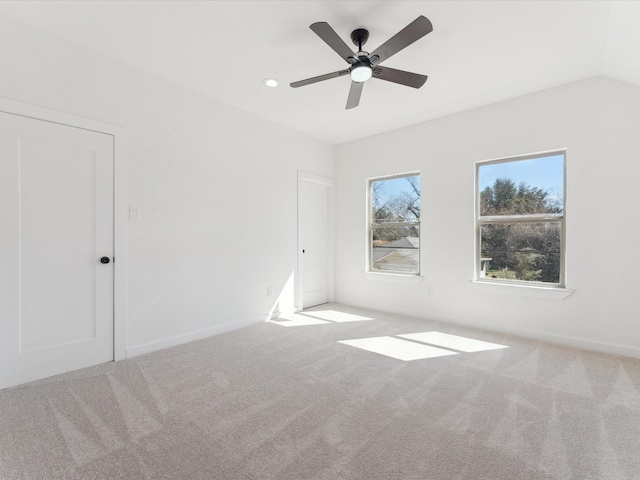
2,1,640,144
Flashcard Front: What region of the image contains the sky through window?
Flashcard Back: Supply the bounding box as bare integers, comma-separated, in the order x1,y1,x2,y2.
479,154,564,198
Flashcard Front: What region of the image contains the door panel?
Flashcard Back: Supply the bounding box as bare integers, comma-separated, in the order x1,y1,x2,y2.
300,180,329,308
0,112,114,390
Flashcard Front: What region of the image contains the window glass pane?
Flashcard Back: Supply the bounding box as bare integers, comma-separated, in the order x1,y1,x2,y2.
478,154,564,216
372,176,420,223
372,226,419,274
480,222,560,283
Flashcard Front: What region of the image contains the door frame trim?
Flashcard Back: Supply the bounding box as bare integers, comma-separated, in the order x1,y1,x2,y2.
297,171,336,311
0,97,127,361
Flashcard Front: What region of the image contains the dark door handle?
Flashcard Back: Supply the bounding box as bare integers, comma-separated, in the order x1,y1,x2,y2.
100,257,111,264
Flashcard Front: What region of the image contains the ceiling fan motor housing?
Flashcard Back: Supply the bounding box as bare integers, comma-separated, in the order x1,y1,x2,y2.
353,55,371,67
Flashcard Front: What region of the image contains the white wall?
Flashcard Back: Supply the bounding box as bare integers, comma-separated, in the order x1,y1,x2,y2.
3,14,638,360
0,18,335,355
336,77,640,358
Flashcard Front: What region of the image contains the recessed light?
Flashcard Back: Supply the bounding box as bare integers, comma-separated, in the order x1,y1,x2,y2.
264,78,279,87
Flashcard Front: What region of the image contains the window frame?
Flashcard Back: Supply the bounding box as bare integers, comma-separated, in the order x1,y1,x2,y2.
475,150,566,288
368,172,421,276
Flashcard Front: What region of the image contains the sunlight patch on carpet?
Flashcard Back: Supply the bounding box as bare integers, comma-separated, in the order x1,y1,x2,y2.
269,310,373,327
302,310,373,323
268,313,330,327
339,336,458,361
398,331,508,353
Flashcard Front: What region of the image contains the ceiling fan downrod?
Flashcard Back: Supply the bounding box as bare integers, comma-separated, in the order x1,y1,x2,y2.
350,28,369,53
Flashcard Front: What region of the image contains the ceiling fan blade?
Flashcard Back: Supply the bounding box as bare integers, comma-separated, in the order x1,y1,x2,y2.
372,66,427,89
310,22,357,63
346,81,364,109
369,16,433,65
290,69,350,88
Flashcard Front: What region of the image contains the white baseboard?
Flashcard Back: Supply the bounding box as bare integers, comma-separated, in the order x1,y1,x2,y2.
436,313,640,360
341,301,640,360
126,316,266,358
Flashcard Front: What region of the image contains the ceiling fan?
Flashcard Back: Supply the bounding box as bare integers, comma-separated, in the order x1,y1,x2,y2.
290,16,433,109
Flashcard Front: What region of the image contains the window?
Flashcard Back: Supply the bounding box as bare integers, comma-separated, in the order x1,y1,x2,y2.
369,173,420,275
476,151,565,286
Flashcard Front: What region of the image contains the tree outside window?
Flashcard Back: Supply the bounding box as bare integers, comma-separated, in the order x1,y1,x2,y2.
369,174,420,274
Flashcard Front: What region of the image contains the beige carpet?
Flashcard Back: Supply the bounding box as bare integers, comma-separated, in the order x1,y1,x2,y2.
1,303,640,479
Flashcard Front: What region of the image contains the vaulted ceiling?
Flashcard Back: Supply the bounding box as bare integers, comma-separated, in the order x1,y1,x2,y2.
2,1,639,144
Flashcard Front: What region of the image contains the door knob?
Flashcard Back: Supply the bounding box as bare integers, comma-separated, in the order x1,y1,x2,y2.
100,257,111,264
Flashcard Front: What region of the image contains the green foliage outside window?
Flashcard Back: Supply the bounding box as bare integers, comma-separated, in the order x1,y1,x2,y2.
480,177,562,284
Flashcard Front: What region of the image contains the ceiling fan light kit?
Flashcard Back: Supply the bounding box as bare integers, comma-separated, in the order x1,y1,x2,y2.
350,64,372,82
290,16,433,109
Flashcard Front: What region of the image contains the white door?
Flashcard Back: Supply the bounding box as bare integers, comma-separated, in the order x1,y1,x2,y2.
299,177,330,308
0,112,114,390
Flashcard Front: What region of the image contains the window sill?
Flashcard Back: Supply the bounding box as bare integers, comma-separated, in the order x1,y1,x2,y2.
364,271,423,284
471,280,573,300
